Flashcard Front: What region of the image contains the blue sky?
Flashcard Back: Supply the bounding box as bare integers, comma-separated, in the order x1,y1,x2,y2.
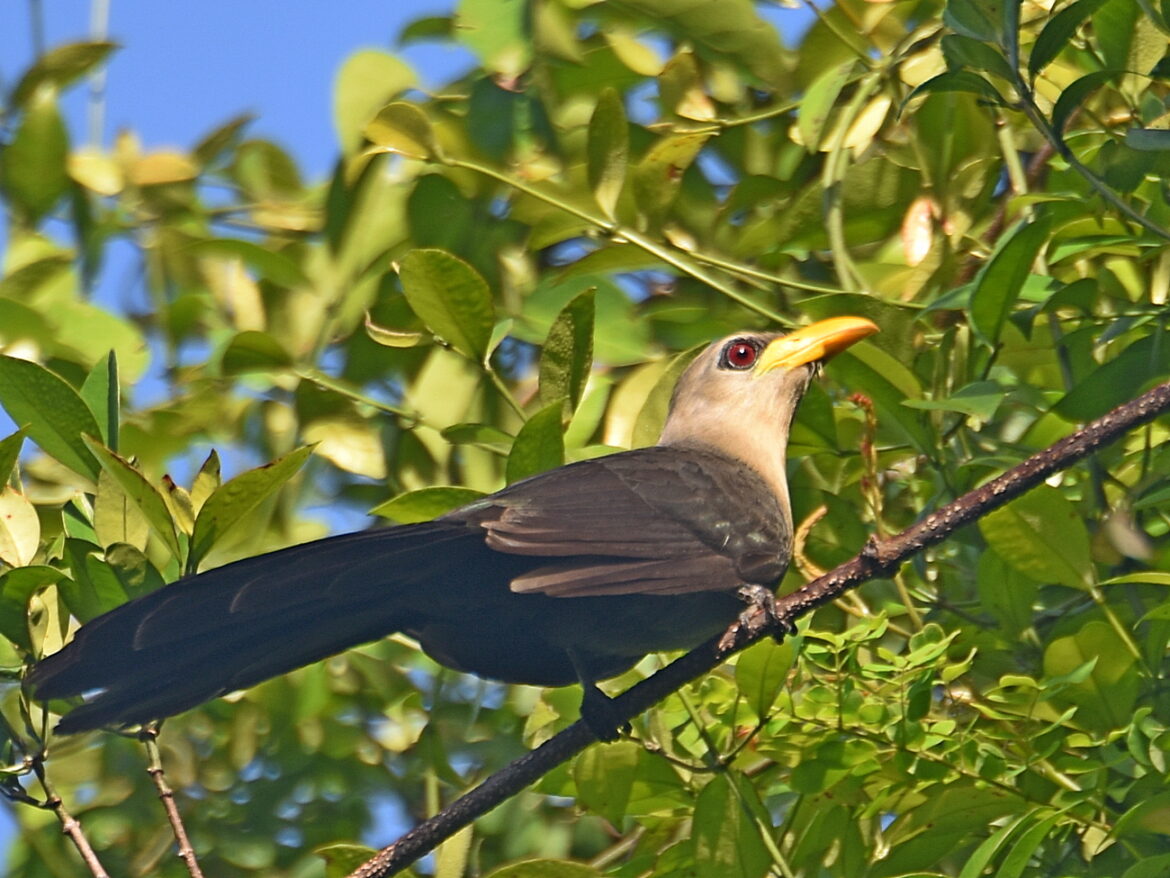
0,0,811,862
1,1,470,179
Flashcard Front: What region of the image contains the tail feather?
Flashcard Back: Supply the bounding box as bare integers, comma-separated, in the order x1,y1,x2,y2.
29,521,482,731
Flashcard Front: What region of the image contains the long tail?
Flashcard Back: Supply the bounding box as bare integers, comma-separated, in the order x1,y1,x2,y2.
28,522,478,733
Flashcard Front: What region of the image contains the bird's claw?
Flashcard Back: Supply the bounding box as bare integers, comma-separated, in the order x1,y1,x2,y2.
719,585,793,650
579,686,630,742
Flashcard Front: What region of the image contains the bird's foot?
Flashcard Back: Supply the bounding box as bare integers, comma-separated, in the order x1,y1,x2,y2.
579,684,630,742
720,585,795,651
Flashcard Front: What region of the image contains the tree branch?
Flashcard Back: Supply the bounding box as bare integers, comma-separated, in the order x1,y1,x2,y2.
140,726,205,878
350,379,1170,878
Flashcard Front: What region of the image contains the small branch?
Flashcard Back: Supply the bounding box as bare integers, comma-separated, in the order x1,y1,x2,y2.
32,760,110,878
140,726,205,878
349,379,1170,878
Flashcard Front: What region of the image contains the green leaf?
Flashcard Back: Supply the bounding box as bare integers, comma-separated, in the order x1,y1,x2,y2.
455,0,533,77
902,381,1003,421
691,773,772,878
573,741,640,825
586,88,629,220
828,349,934,456
993,813,1064,878
735,638,796,719
441,423,513,445
399,249,496,362
106,542,165,601
1125,128,1170,151
80,351,119,449
979,485,1092,590
83,437,183,562
189,446,314,570
190,450,221,514
333,49,417,154
192,113,253,165
1,85,70,220
1121,853,1170,878
956,810,1038,878
539,289,595,415
1054,335,1170,421
484,860,601,878
1103,572,1170,586
1043,621,1138,731
906,70,1008,107
60,538,132,622
1029,0,1110,77
9,41,118,106
315,843,379,878
968,216,1051,347
943,0,1004,42
798,61,856,152
93,467,150,551
632,346,704,448
0,356,102,481
370,486,485,523
364,314,426,348
977,550,1038,637
220,330,295,375
506,403,564,483
633,131,710,223
0,488,40,567
0,566,64,651
188,239,309,288
1052,70,1114,137
941,34,1015,80
616,0,788,87
0,429,26,486
364,101,439,160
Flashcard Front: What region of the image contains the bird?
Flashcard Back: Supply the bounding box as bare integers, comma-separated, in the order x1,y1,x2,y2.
28,316,879,736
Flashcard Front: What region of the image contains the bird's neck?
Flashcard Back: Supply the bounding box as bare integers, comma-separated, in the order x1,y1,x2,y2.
657,427,794,535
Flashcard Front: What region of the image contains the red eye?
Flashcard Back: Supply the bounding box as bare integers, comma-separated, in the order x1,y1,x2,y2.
722,340,758,370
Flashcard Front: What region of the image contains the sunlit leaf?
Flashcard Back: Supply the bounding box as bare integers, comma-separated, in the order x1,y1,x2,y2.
188,446,314,571
505,403,564,483
333,49,417,154
0,488,40,567
364,101,439,160
399,248,495,362
979,486,1092,590
586,88,628,220
370,486,486,523
1,86,69,220
539,289,595,415
83,437,183,562
0,356,101,481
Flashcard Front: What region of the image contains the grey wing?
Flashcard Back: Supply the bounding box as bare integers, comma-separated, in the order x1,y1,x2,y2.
443,446,789,597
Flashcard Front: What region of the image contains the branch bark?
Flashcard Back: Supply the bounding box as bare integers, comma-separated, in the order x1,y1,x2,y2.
349,379,1170,878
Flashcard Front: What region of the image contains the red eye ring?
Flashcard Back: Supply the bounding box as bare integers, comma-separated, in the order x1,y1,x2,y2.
721,339,759,370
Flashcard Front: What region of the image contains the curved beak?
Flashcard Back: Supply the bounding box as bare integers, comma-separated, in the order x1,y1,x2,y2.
756,316,880,374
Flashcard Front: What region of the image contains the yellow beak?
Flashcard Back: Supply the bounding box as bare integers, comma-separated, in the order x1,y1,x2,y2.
756,316,880,374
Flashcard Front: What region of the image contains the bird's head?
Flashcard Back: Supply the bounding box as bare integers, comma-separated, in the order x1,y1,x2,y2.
659,316,879,503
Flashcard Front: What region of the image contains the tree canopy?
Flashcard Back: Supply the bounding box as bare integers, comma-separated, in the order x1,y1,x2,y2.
3,1,1170,876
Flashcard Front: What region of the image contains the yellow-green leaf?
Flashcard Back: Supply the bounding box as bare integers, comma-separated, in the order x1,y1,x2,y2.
370,486,486,523
0,487,40,567
189,446,314,571
979,485,1092,590
364,101,439,160
399,249,496,362
83,436,183,562
0,356,102,481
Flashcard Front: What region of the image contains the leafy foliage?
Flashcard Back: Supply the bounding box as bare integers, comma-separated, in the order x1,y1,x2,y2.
1,1,1170,876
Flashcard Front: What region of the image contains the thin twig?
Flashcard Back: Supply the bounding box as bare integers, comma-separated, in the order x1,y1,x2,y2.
348,378,1170,878
140,726,205,878
33,760,110,878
